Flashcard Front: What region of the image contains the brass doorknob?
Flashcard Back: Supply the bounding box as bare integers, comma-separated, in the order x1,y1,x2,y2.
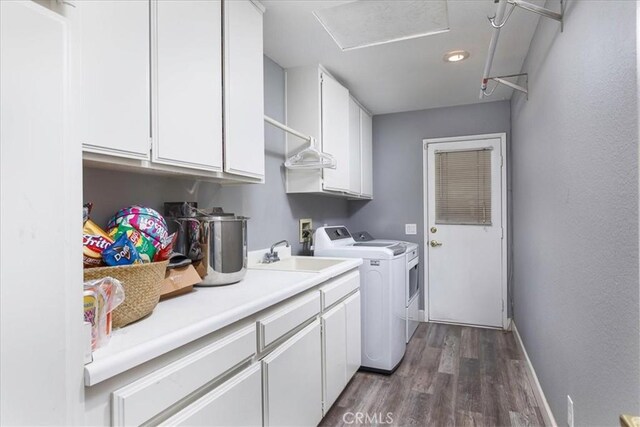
430,240,443,247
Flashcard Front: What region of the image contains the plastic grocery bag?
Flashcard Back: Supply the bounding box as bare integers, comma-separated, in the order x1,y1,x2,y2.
83,277,125,350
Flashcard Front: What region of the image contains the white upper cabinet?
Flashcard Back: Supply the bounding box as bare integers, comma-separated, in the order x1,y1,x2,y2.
152,0,223,171
285,66,372,199
223,0,265,180
321,73,350,193
360,109,373,197
348,97,362,195
73,0,265,183
71,0,151,160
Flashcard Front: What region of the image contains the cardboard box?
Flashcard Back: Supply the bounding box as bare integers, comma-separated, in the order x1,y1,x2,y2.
160,264,201,300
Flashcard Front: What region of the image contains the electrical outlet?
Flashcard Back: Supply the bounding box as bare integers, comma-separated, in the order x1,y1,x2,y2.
567,395,574,427
299,218,312,243
405,224,417,235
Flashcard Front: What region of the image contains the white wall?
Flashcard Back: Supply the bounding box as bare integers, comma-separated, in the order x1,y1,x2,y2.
511,1,640,424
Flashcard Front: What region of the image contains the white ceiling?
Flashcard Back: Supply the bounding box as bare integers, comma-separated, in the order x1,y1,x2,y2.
262,0,547,115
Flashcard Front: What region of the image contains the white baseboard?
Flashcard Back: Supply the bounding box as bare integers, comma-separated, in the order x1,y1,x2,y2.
512,322,558,427
419,309,427,322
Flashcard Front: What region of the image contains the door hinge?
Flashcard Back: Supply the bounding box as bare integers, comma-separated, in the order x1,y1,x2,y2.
500,156,504,167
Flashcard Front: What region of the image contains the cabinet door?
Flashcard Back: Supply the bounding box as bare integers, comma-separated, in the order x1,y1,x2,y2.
161,363,262,427
263,320,322,427
152,0,223,171
321,73,350,192
348,98,362,195
344,291,362,380
71,0,151,160
322,304,347,413
360,110,373,197
223,0,265,180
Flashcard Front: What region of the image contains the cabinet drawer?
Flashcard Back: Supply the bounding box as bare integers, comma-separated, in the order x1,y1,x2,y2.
320,270,360,310
112,325,256,426
258,291,320,351
160,363,262,426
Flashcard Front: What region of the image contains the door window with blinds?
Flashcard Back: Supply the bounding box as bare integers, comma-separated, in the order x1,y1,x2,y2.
434,148,492,225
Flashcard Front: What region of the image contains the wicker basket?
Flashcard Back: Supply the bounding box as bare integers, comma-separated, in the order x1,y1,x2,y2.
84,261,169,328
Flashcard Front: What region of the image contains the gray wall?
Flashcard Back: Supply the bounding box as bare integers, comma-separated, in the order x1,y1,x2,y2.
84,56,349,254
510,1,639,424
347,101,511,308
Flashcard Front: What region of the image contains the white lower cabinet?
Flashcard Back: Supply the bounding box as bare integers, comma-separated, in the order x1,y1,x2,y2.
322,304,347,412
321,290,361,415
262,320,323,427
87,271,361,427
161,363,262,426
344,292,362,380
111,325,256,426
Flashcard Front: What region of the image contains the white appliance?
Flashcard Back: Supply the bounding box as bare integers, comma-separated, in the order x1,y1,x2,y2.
314,226,407,373
352,232,420,343
405,244,420,342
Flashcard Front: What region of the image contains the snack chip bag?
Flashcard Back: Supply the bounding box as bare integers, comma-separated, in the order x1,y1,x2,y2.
102,233,142,266
153,232,177,262
109,224,156,263
83,220,114,268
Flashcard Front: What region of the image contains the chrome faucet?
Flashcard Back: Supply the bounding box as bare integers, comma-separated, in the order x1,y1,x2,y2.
263,240,290,264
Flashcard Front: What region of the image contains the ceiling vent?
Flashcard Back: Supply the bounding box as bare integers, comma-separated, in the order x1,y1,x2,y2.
313,0,449,51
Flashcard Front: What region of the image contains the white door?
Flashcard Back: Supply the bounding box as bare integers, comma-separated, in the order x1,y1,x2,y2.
321,304,347,413
321,73,350,192
262,320,322,427
161,363,262,427
425,134,506,328
71,0,151,160
152,0,223,171
223,0,265,180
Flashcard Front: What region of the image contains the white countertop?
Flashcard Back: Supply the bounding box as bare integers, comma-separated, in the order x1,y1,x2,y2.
84,257,361,386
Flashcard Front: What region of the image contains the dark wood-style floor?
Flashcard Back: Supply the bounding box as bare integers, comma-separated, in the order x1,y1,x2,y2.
320,323,546,427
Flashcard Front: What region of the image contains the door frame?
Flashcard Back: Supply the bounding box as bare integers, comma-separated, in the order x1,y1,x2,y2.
422,133,508,329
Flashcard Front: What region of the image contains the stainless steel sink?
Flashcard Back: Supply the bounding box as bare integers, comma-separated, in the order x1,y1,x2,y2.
249,256,345,273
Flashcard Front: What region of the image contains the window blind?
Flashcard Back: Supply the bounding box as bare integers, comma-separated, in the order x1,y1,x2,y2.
435,149,492,225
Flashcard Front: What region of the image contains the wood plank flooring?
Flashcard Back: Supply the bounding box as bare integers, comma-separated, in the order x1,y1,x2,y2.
320,323,546,427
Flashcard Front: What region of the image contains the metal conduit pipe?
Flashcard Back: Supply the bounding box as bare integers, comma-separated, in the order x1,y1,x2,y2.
479,0,509,99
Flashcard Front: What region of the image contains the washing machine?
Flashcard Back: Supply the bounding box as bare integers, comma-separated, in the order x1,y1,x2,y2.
352,232,421,343
314,226,407,373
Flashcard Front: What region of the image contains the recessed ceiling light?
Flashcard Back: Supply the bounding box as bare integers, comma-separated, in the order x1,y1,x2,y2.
444,50,470,63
